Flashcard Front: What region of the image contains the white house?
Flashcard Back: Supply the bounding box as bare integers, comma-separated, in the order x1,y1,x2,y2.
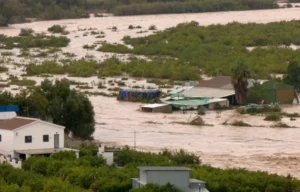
0,116,79,168
132,166,209,192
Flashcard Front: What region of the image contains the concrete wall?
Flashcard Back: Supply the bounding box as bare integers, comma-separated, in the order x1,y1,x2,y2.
13,122,64,150
147,170,190,191
153,105,172,113
0,130,14,156
0,154,22,168
208,100,229,110
139,170,147,183
102,152,114,165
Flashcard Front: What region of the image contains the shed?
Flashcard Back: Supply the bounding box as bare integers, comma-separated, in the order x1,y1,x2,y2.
132,166,209,192
259,81,298,104
118,89,160,102
141,104,172,113
162,98,229,110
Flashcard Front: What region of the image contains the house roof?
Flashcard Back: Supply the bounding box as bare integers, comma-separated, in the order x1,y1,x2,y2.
197,76,231,89
182,87,235,98
261,81,294,90
197,76,266,90
0,117,37,131
138,166,191,171
0,116,64,131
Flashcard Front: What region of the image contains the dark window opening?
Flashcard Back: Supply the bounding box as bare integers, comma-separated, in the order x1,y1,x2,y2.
25,136,32,143
43,135,49,142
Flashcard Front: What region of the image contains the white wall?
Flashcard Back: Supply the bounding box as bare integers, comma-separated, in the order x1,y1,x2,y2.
0,130,14,156
102,152,114,165
13,121,64,151
147,170,190,191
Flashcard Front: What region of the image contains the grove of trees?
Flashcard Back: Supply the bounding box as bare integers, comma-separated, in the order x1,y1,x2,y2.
112,0,277,16
1,147,300,191
100,20,300,79
231,61,251,105
0,0,280,26
0,79,95,139
284,60,300,91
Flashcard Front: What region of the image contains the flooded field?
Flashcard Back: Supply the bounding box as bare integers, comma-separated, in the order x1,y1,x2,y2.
2,6,300,177
91,96,300,178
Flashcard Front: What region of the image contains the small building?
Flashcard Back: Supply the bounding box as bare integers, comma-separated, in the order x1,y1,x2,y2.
258,81,298,104
193,76,266,105
141,103,172,113
118,89,160,102
163,98,229,110
0,116,79,168
97,144,116,165
132,166,209,192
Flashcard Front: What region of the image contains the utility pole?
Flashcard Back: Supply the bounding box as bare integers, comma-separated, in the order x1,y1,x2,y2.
134,131,136,150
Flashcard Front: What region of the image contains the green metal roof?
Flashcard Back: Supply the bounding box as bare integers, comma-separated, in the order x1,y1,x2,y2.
261,81,294,90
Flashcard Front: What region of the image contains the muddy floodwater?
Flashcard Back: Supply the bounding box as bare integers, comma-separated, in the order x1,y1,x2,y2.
92,96,300,178
2,7,300,177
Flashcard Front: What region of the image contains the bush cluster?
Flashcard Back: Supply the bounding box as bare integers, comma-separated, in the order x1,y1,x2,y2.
0,34,70,49
102,20,300,78
1,147,300,191
112,0,277,16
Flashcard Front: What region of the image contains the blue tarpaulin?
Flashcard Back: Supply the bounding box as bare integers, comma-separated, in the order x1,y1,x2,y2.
118,89,160,101
0,105,19,112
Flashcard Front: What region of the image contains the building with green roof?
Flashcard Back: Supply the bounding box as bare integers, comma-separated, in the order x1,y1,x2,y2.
260,81,298,104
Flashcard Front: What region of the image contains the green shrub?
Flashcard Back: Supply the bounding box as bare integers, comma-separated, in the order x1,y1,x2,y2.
128,25,135,29
10,78,36,86
0,66,8,72
48,25,67,34
264,112,281,121
148,25,157,30
98,43,132,53
197,106,206,115
230,120,252,127
244,105,282,114
271,122,291,128
19,28,34,36
0,35,70,49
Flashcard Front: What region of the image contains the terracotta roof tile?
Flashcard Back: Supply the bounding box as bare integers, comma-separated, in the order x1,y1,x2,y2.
0,117,37,131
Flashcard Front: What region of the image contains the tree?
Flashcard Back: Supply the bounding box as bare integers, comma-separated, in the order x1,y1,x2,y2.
231,61,251,105
284,60,300,92
0,0,22,26
246,82,264,104
0,79,95,139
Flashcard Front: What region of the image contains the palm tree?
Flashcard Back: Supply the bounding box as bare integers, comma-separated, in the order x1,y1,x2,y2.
231,61,251,105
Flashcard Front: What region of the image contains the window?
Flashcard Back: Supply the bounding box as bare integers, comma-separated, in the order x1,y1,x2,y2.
43,135,49,142
0,134,1,142
25,136,32,143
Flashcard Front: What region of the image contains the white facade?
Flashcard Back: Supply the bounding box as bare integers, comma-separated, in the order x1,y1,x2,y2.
13,121,64,151
0,129,14,155
0,116,70,159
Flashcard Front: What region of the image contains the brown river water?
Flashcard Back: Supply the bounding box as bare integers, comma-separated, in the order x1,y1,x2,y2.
2,7,300,177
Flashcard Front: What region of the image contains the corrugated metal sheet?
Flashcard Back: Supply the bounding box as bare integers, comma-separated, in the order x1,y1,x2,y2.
182,87,235,98
197,76,266,90
163,99,209,107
